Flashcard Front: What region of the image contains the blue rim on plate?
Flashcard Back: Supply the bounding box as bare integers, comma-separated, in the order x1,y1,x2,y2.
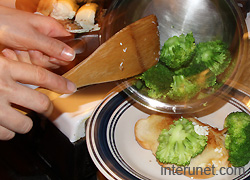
86,89,250,180
86,90,140,179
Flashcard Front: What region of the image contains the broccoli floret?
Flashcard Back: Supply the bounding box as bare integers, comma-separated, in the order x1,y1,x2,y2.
174,61,208,77
167,75,200,101
175,62,217,89
136,33,232,102
156,118,208,166
160,32,196,69
190,69,217,89
139,63,174,98
224,112,250,167
193,40,231,76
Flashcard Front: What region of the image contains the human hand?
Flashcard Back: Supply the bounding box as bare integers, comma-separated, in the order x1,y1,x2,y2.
0,6,76,68
0,55,76,140
2,48,68,69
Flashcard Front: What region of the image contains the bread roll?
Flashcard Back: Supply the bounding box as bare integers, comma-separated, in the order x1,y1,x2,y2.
74,3,100,31
36,0,57,16
50,0,79,20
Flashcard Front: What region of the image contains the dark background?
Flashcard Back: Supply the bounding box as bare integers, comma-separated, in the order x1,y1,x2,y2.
0,0,249,180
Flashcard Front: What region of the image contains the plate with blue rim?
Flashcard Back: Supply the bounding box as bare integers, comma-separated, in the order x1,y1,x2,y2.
86,87,250,180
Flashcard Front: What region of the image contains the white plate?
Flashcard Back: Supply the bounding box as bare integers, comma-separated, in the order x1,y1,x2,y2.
86,89,250,180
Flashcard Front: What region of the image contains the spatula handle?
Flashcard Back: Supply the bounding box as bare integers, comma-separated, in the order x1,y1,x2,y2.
34,68,78,101
36,87,62,101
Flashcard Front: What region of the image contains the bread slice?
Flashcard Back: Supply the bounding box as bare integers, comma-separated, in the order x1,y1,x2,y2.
134,114,230,179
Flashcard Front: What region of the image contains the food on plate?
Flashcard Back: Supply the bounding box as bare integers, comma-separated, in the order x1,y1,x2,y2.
224,112,250,167
135,32,232,102
35,0,100,33
156,118,208,166
50,0,79,20
135,112,250,178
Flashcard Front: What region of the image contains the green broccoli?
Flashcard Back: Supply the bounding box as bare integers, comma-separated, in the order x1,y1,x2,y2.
136,33,232,102
156,118,208,166
175,62,217,89
139,63,174,99
160,32,196,69
167,75,200,101
193,40,231,76
224,112,250,167
174,61,208,77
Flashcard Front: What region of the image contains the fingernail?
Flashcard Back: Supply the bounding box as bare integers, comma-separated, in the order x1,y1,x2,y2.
34,12,44,16
49,58,60,64
22,120,33,134
2,49,18,60
1,49,10,56
49,57,70,66
2,49,7,54
67,80,77,93
61,47,75,61
14,50,21,54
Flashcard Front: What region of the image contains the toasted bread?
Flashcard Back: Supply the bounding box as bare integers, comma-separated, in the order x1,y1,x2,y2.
134,114,230,179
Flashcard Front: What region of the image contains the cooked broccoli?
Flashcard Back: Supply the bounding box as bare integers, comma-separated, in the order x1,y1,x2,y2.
224,112,250,167
174,61,207,77
175,62,217,89
139,63,174,98
160,32,196,69
167,75,200,101
156,118,208,166
136,32,232,102
193,40,231,76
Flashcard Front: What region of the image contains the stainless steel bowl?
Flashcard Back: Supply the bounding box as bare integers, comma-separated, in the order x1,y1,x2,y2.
101,0,249,114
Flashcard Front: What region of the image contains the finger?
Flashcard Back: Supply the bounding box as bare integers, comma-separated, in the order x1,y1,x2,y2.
28,50,60,69
2,48,18,60
0,104,33,135
14,50,32,63
29,15,76,62
31,14,71,37
8,82,53,115
0,12,75,62
8,60,76,94
3,49,60,69
0,126,15,140
30,33,76,62
49,57,71,66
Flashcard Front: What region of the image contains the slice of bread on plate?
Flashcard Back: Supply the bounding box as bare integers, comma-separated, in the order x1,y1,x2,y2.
134,114,230,179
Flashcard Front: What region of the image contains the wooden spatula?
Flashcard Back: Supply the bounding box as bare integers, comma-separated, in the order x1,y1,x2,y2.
37,15,160,100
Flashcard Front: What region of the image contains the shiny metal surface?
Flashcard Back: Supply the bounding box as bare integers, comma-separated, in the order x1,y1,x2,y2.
101,0,249,114
144,0,234,45
102,0,246,45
